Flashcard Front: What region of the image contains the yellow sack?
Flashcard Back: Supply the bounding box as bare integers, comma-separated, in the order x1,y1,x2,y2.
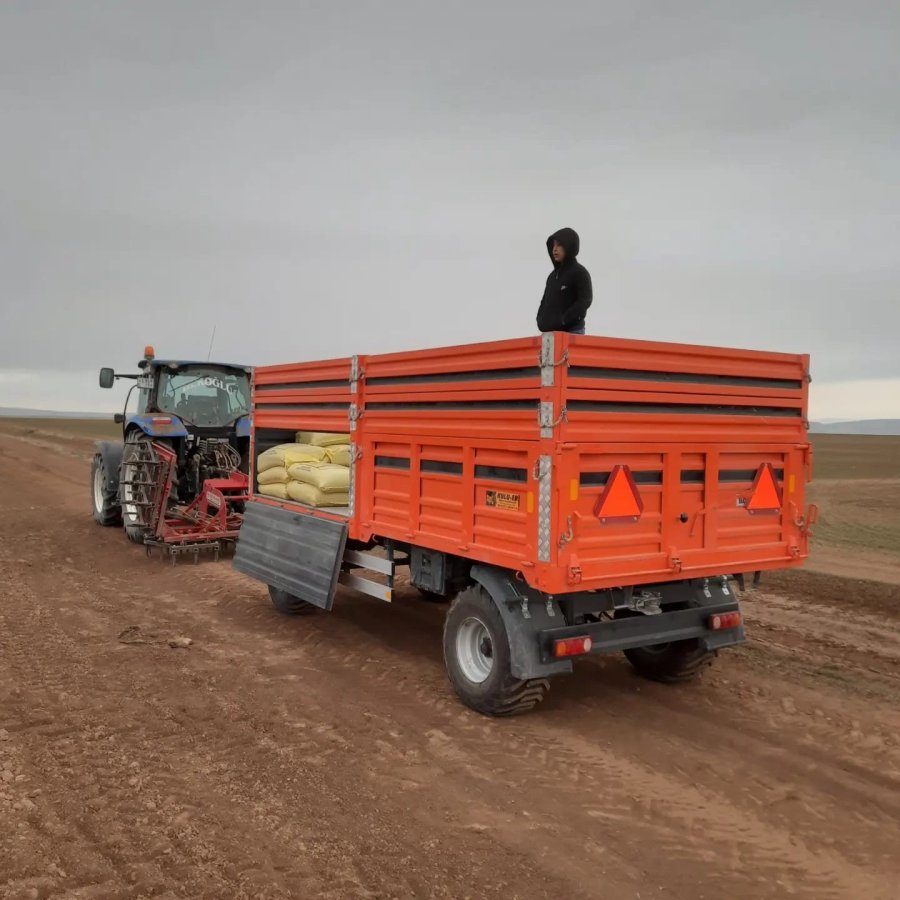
258,482,290,499
324,444,352,467
257,443,327,472
288,462,350,494
295,431,350,448
257,466,289,485
286,481,349,508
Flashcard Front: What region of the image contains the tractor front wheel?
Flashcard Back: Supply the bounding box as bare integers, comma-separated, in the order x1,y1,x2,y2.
90,453,122,527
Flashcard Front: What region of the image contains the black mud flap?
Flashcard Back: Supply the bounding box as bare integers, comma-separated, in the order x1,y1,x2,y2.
233,501,348,611
470,565,574,681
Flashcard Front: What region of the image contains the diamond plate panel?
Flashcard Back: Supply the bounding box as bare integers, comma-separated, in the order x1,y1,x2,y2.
540,333,556,387
348,443,356,519
540,401,554,438
537,455,552,562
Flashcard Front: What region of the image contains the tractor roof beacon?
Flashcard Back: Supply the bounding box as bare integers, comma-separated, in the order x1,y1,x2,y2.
91,345,252,561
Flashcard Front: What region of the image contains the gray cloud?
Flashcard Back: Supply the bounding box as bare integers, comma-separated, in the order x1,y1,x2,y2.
0,1,897,408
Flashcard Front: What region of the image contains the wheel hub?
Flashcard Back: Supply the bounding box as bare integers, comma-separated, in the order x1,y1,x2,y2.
456,616,494,684
92,464,105,512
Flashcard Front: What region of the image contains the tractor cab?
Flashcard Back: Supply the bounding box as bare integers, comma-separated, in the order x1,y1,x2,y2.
99,346,251,436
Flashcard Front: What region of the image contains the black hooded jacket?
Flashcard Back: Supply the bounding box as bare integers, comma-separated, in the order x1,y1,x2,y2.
536,227,592,333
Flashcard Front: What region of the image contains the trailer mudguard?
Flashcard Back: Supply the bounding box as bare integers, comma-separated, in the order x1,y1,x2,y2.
470,565,574,680
94,441,124,493
233,500,348,611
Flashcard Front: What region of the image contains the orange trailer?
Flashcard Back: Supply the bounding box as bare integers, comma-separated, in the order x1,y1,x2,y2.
234,333,813,715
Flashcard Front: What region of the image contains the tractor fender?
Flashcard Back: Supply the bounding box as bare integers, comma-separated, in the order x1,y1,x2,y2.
469,565,573,680
126,413,189,438
94,441,124,492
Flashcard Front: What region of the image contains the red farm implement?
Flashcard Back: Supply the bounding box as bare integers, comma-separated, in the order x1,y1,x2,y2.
120,439,249,564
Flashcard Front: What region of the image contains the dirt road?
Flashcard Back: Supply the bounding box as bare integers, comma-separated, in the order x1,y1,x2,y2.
2,424,899,900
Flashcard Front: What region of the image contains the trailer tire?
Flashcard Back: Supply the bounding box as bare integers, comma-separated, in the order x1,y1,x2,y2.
268,585,318,616
616,610,715,683
443,585,549,716
91,453,122,527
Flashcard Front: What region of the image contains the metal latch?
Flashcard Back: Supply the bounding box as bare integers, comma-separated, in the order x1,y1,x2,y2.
539,402,567,436
540,333,569,387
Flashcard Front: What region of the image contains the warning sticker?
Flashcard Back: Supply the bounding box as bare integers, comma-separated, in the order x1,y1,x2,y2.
486,490,520,511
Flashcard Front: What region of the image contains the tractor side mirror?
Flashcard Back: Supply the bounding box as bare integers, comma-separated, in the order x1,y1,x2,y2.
113,413,125,424
99,367,115,389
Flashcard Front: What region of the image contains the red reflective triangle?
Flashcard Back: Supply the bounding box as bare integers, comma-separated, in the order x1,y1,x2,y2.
747,463,782,512
595,465,643,522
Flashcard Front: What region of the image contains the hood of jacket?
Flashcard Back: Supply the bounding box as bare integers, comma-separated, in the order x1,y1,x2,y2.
546,227,580,267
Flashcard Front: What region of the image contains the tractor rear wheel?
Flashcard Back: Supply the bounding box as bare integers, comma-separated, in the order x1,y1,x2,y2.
120,434,161,545
268,585,318,615
90,453,122,527
443,585,549,716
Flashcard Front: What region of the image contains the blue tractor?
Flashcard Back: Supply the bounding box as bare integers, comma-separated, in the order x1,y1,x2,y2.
91,346,252,546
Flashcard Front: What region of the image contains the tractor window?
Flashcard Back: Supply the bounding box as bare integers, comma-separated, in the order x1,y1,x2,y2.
156,367,250,427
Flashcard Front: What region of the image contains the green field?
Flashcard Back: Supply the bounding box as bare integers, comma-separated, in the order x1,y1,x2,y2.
0,417,122,440
2,419,898,482
2,417,897,577
810,433,900,480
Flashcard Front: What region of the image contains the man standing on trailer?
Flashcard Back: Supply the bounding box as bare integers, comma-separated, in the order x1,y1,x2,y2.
536,227,592,335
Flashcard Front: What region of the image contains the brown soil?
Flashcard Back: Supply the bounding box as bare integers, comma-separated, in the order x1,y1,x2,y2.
1,424,899,899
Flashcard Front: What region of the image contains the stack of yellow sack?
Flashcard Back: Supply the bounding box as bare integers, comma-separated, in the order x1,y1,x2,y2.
257,434,351,508
296,431,349,448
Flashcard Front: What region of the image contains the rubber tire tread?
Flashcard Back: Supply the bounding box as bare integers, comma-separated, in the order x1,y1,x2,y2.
268,585,318,616
623,641,716,684
121,433,154,545
91,454,122,527
443,584,549,717
417,588,450,604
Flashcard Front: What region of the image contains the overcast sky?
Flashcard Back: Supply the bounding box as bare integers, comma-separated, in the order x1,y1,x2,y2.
1,1,897,418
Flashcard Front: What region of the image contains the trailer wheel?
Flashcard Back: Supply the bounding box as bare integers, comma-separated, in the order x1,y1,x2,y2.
443,585,549,716
268,585,318,616
91,453,122,527
616,609,716,684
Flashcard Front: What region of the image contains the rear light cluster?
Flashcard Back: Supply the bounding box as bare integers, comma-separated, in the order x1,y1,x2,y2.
708,611,742,631
553,636,593,658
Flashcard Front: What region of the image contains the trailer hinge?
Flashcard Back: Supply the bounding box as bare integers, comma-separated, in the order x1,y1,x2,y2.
558,515,574,549
349,404,362,432
804,368,812,384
